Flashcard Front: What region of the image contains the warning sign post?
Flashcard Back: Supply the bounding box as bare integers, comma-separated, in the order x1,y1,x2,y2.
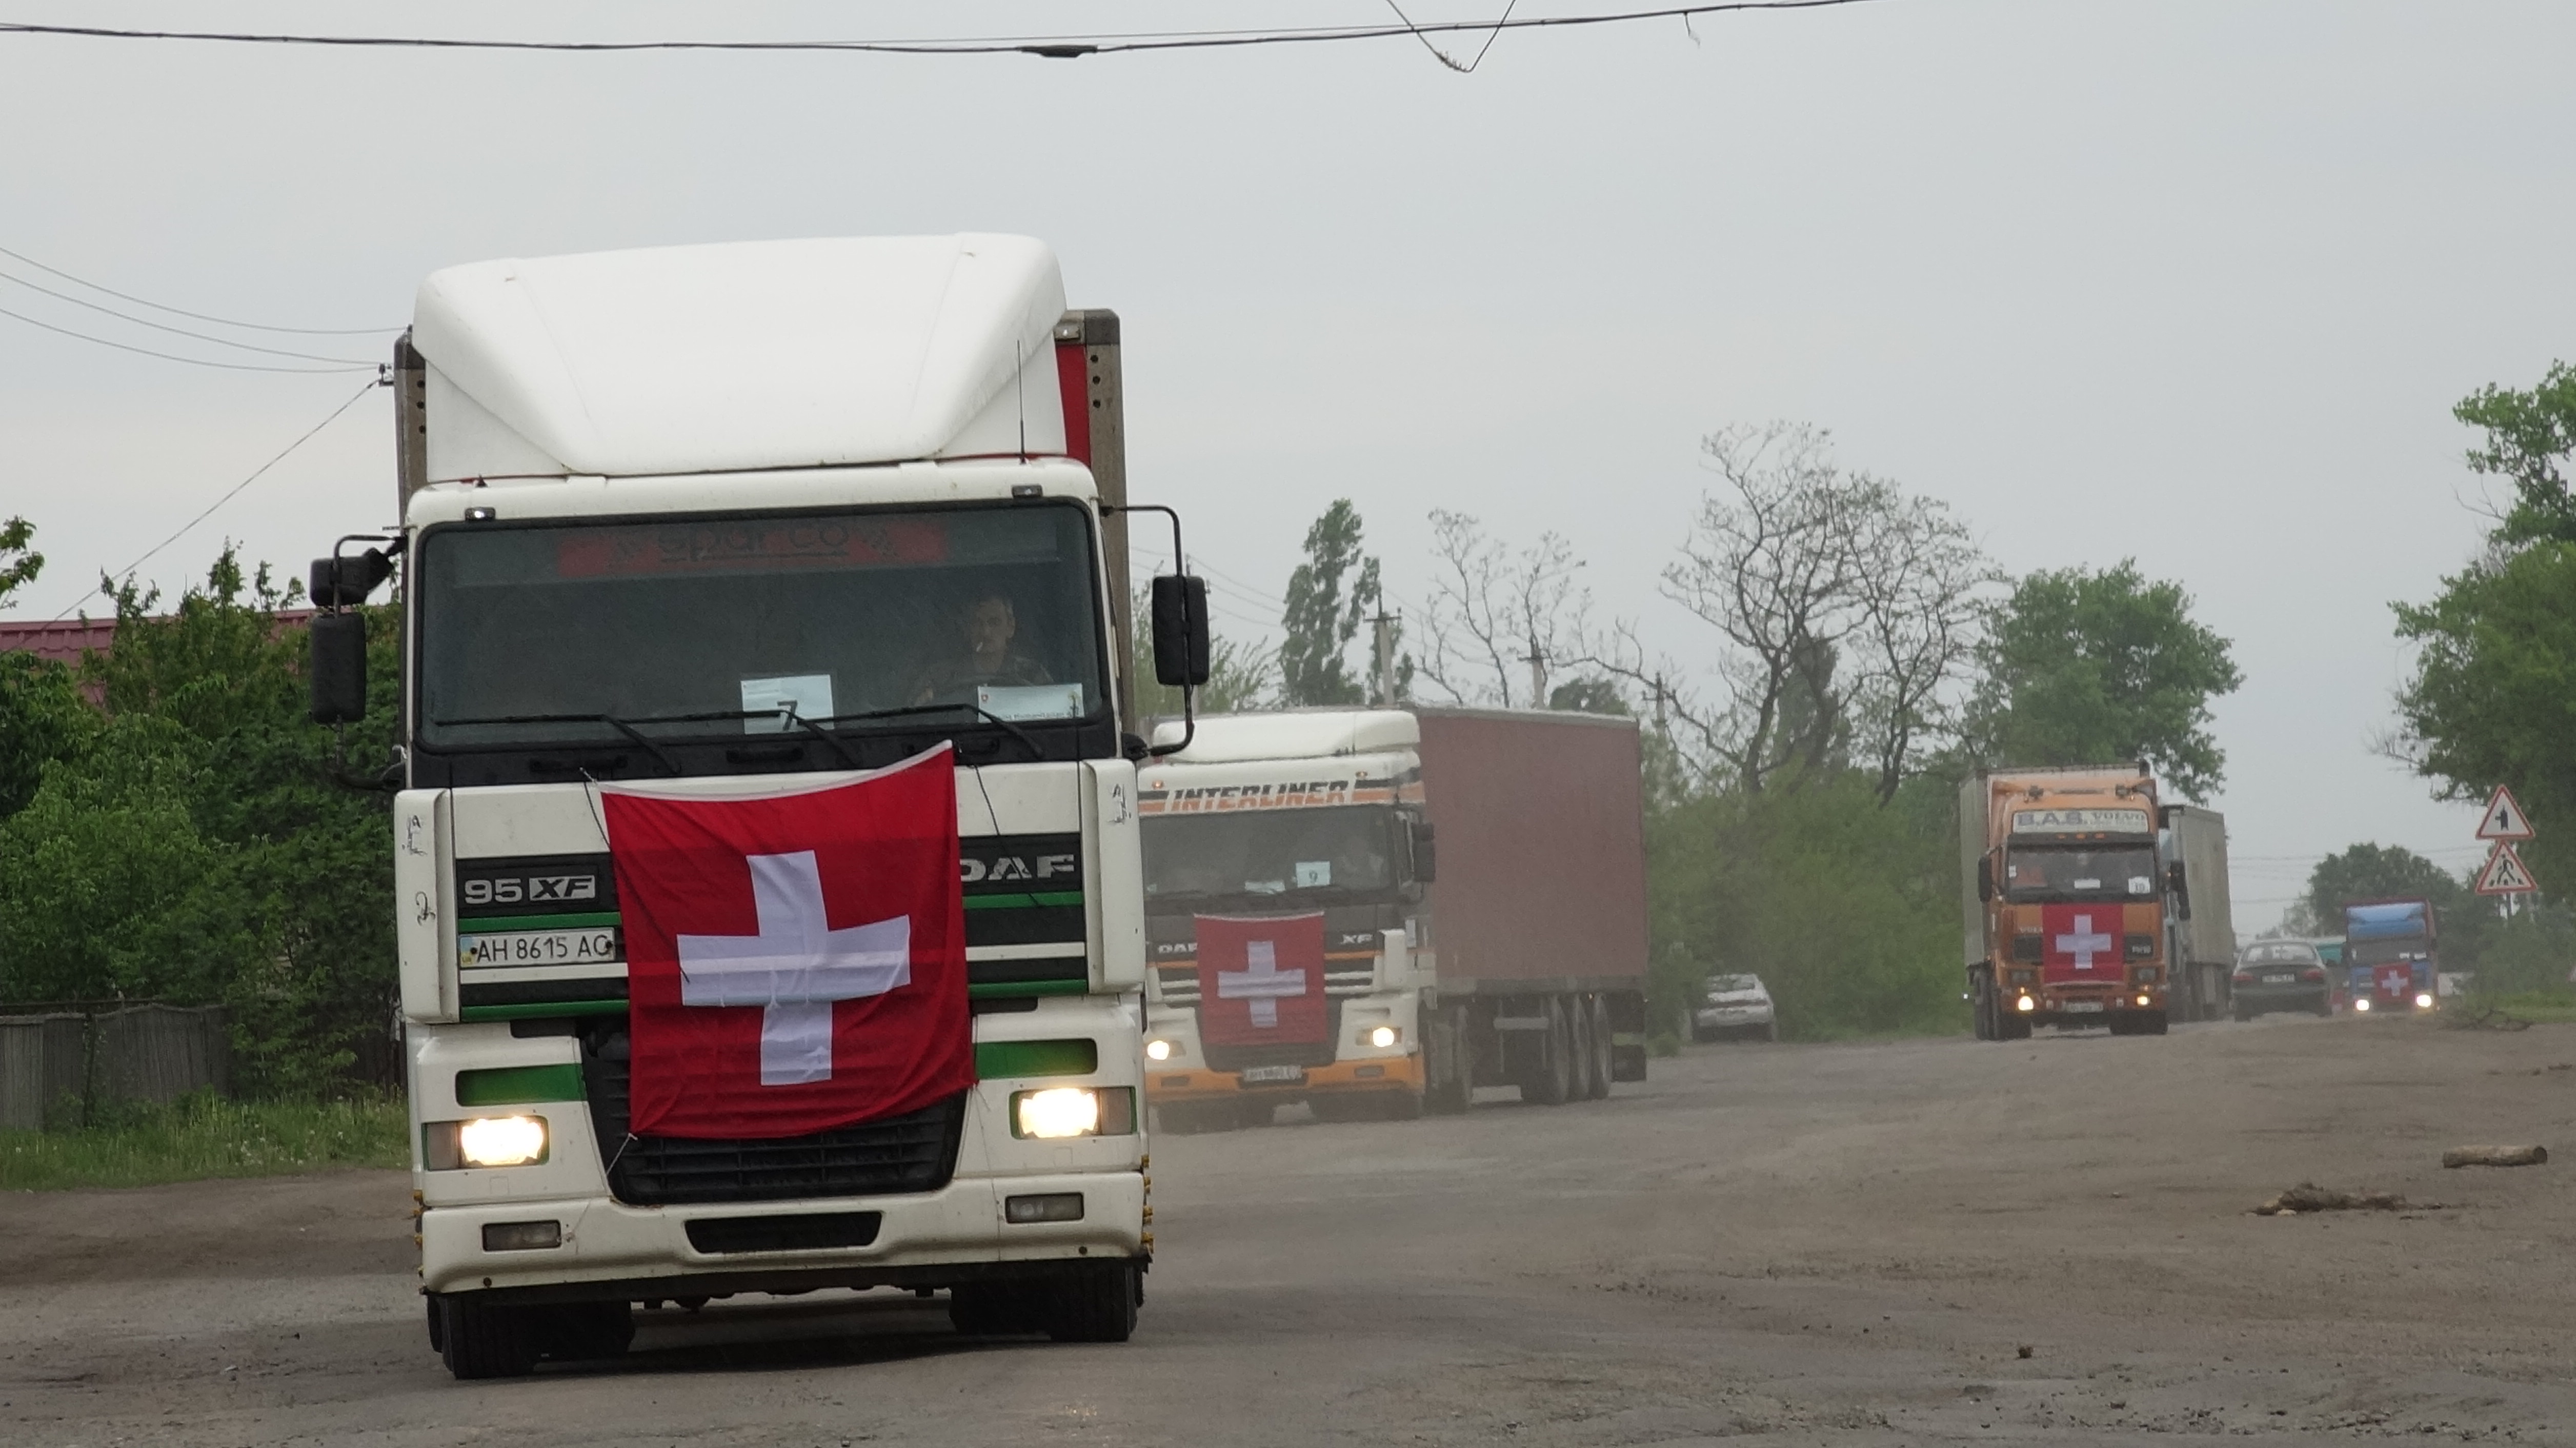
2475,842,2537,897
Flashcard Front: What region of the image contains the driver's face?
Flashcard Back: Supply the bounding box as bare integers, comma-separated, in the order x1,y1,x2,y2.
966,598,1015,663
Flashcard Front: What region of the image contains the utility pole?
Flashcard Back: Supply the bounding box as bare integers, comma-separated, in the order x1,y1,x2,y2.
1371,608,1397,707
1523,640,1547,710
1653,671,1667,732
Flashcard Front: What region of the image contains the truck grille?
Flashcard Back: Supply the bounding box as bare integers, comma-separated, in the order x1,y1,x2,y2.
1153,962,1377,1005
575,1022,964,1206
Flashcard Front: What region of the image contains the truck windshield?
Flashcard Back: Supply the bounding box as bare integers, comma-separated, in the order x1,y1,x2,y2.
2001,845,2159,901
1142,806,1398,902
415,503,1106,753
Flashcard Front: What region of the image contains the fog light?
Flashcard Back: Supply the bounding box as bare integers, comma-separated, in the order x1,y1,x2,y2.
1366,1025,1399,1048
2414,992,2434,1010
481,1219,562,1252
2353,997,2371,1013
1144,1039,1173,1062
2015,995,2036,1013
1004,1192,1085,1224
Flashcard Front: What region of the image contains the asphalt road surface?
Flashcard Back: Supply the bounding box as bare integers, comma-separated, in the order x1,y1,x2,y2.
8,1013,2575,1446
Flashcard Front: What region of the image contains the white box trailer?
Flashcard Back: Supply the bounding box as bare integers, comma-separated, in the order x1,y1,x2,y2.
2160,805,2237,1022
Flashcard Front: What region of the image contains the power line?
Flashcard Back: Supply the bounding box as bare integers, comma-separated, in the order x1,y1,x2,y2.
0,301,379,374
0,270,379,364
52,377,386,620
0,244,398,335
0,3,1890,62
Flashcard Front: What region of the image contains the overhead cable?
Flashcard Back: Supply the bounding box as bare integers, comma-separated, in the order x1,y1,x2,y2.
0,3,1889,62
0,301,380,374
53,375,387,620
0,270,379,364
0,243,397,335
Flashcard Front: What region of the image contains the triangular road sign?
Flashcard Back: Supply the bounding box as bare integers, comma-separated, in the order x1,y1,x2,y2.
2475,843,2538,896
2478,785,2535,841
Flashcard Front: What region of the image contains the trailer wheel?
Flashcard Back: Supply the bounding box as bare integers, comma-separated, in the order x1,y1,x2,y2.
1518,998,1575,1106
1969,969,1997,1040
1424,1003,1474,1114
1042,1261,1142,1343
1584,996,1614,1099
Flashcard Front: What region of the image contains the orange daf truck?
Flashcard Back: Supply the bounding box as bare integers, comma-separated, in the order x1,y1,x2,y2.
1961,763,2180,1039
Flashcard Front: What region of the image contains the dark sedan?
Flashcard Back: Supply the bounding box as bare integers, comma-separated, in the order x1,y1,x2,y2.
2231,940,2332,1019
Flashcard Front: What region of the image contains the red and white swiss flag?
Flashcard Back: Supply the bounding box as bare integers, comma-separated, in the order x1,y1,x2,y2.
601,745,974,1140
1194,912,1329,1047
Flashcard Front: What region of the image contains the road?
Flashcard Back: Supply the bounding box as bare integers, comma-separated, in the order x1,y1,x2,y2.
7,1013,2574,1445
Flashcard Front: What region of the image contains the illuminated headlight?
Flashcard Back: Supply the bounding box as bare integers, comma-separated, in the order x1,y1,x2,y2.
2136,994,2152,1007
2414,992,2434,1010
2352,997,2370,1012
1011,1087,1137,1140
1144,1039,1174,1062
2015,995,2036,1013
1366,1025,1399,1048
424,1115,549,1170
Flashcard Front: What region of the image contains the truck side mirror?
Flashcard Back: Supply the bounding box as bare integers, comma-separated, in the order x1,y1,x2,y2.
310,549,393,608
1411,819,1437,884
1151,574,1211,687
1976,856,1994,902
308,611,369,725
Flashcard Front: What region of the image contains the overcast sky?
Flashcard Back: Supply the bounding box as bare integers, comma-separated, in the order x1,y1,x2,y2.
4,1,2567,925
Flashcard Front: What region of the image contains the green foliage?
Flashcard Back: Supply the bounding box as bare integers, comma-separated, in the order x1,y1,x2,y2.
1126,584,1275,720
2304,842,2472,931
2454,360,2576,544
0,650,92,819
1277,499,1385,707
2393,540,2576,890
1648,770,1965,1041
2461,903,2575,1002
0,514,39,606
1964,560,2241,800
0,1091,406,1191
1546,676,1630,716
0,545,401,1097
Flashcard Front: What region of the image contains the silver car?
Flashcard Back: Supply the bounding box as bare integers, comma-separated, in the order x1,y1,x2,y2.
1692,973,1778,1043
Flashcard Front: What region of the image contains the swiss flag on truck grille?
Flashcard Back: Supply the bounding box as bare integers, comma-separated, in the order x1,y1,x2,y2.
2040,904,2123,984
1194,912,1329,1047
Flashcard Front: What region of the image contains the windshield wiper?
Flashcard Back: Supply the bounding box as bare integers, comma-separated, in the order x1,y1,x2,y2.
808,703,1044,761
444,708,870,771
438,712,686,776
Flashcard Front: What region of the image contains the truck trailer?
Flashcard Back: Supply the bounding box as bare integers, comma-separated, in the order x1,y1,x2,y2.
2159,804,2237,1021
1133,707,1651,1127
303,236,1206,1377
1961,763,2183,1038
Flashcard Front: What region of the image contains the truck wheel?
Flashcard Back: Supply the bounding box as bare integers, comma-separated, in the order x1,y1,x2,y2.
1424,1004,1474,1114
1567,999,1599,1099
436,1295,543,1379
1996,1002,2032,1041
2143,1009,2168,1036
1585,996,1614,1099
1042,1261,1141,1343
951,1280,1042,1336
1518,998,1575,1106
1970,970,1996,1040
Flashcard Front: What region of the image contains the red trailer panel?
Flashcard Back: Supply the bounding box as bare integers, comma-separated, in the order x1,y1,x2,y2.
1414,708,1650,992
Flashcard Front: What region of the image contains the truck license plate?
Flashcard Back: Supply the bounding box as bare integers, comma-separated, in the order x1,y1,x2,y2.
459,928,621,969
1237,1065,1306,1085
2061,1001,2105,1013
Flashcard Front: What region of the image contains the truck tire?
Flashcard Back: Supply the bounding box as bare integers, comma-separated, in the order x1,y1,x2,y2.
1996,1000,2032,1041
1424,1003,1474,1115
1970,970,1997,1040
1042,1261,1141,1343
436,1295,544,1379
1518,998,1575,1107
2142,1009,2168,1036
1585,996,1614,1099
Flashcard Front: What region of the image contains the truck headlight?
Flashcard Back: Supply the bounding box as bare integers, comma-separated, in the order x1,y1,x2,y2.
2352,997,2370,1012
1366,1025,1399,1048
1011,1087,1137,1139
425,1115,549,1170
2015,995,2036,1013
2135,994,2151,1007
2414,992,2434,1010
1144,1039,1174,1062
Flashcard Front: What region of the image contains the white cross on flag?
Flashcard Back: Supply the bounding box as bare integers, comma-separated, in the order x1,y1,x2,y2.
2041,904,2124,981
602,746,973,1139
2056,914,2113,970
1218,939,1309,1029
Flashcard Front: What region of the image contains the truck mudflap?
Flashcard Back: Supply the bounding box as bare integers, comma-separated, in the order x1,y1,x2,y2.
418,1169,1145,1299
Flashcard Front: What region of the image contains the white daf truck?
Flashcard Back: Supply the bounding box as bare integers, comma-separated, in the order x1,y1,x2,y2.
305,235,1210,1377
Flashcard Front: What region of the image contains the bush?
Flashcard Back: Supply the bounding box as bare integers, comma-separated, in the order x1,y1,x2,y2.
0,1091,407,1191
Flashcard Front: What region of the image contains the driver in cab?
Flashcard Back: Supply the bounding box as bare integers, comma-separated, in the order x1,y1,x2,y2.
911,591,1053,705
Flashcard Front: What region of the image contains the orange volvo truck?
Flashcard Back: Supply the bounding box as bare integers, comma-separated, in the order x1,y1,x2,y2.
1961,764,2180,1039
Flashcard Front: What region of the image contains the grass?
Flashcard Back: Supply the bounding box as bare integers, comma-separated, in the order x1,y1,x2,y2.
2457,990,2576,1026
0,1092,409,1192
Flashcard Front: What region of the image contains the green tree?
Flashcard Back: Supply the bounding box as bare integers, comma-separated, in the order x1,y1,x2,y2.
0,517,94,819
2454,360,2576,544
1277,500,1384,707
1964,561,2242,799
2304,842,2470,928
0,515,40,604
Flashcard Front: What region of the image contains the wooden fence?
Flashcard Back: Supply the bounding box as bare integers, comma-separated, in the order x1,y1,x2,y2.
0,1005,231,1130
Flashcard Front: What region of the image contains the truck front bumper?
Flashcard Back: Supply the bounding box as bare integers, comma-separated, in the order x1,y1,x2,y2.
1145,1052,1423,1103
421,1169,1144,1301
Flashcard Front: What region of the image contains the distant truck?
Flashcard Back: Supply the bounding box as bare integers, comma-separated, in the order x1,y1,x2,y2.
1136,708,1650,1126
1961,763,2184,1038
2159,805,2237,1021
2339,898,2439,1014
